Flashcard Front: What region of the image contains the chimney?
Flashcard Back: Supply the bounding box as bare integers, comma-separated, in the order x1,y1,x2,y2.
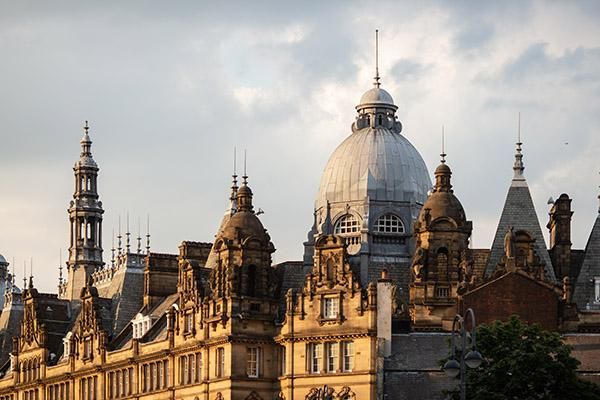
547,193,573,279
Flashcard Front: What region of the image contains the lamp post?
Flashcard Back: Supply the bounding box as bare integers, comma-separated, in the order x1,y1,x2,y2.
443,308,483,400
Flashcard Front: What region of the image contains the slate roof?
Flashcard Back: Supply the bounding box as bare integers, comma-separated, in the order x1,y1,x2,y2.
485,184,556,282
573,214,600,309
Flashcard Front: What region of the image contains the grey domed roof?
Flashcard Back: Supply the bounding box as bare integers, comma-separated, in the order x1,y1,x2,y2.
0,254,6,265
316,127,432,208
358,87,395,108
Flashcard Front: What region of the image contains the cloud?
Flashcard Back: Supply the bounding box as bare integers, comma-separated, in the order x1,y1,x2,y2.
1,1,600,293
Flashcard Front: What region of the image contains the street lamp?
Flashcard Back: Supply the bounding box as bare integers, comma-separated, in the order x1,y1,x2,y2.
443,308,483,400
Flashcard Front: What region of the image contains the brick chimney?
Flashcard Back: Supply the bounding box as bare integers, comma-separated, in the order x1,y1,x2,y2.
547,193,573,279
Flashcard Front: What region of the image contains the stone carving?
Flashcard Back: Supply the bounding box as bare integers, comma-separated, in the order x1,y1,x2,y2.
504,226,516,259
411,247,426,282
337,386,356,399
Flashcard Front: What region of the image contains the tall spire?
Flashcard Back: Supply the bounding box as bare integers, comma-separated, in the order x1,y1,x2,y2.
512,112,526,185
137,217,142,255
126,212,131,253
111,229,116,268
374,29,381,88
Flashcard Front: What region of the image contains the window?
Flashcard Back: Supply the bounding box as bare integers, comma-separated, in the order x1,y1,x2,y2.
180,356,189,384
216,348,225,378
334,215,360,234
184,312,194,333
374,214,405,234
142,361,166,393
247,347,260,378
132,314,154,339
323,296,339,319
377,114,383,126
83,337,92,359
595,277,600,303
309,343,322,374
342,341,354,372
326,342,338,372
195,352,202,382
63,332,73,357
278,345,286,376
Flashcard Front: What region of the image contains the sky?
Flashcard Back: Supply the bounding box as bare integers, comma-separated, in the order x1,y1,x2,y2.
1,1,600,293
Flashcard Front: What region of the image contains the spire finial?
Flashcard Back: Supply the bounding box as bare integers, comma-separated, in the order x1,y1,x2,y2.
146,214,151,255
118,215,123,255
126,212,131,253
513,112,525,181
84,120,89,135
440,125,446,163
374,30,381,88
597,171,600,214
22,261,26,290
58,248,63,286
229,147,239,215
29,257,33,289
242,149,248,185
137,217,142,255
111,228,116,268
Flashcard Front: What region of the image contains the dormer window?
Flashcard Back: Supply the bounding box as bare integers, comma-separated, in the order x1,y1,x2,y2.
83,337,93,359
132,313,153,339
63,332,73,357
594,277,600,304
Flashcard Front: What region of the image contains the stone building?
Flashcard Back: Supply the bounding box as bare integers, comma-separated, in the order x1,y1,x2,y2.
1,43,600,400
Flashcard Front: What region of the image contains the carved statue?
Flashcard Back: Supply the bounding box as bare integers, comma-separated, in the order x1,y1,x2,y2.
458,250,474,283
504,226,516,259
411,247,426,282
563,276,572,302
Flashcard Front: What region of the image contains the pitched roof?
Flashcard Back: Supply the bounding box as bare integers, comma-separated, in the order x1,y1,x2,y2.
572,214,600,309
484,183,556,282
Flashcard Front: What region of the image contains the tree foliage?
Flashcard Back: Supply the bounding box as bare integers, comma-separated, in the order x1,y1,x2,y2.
445,316,600,400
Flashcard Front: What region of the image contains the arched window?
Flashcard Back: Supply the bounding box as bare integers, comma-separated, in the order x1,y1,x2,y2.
377,114,383,126
373,214,405,234
334,215,360,235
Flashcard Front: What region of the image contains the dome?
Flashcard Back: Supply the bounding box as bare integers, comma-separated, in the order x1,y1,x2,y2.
316,127,432,208
220,211,268,242
0,254,7,265
357,87,396,109
419,162,467,226
421,192,467,226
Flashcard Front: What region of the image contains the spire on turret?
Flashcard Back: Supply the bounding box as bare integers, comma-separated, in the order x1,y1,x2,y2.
512,113,525,184
111,229,116,268
237,150,254,212
229,147,239,215
440,125,446,164
374,30,381,88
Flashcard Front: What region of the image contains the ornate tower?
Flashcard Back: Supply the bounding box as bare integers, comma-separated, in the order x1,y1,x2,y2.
63,122,104,301
409,154,472,330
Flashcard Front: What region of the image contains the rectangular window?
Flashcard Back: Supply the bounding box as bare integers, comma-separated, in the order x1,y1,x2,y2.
189,354,195,384
594,277,600,303
185,313,194,333
216,348,225,378
310,343,322,374
323,297,339,319
326,342,338,373
163,361,168,388
195,352,202,383
246,347,260,378
157,362,163,390
279,345,286,376
343,341,354,372
182,356,189,385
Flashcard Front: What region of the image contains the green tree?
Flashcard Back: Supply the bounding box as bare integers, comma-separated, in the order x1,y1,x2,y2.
445,316,600,400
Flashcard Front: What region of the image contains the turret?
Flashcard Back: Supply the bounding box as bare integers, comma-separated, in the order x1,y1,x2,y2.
62,122,104,300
